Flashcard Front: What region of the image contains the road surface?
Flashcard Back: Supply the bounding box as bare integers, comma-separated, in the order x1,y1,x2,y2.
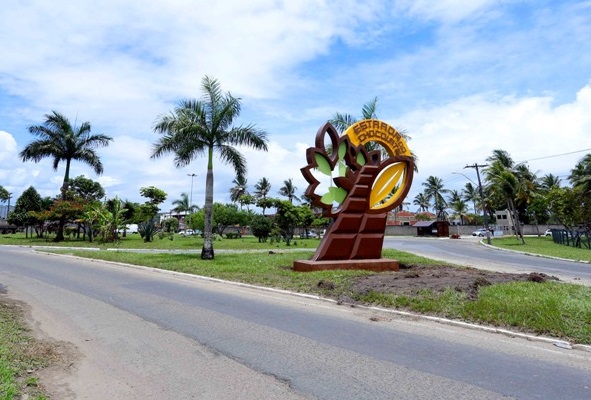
0,245,590,399
384,236,591,284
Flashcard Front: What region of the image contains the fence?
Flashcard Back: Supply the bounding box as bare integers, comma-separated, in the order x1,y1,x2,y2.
549,229,591,250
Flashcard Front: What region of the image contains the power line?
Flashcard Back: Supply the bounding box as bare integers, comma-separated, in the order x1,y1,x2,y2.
516,148,591,164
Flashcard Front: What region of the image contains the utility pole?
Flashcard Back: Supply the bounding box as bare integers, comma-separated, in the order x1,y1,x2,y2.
464,164,491,244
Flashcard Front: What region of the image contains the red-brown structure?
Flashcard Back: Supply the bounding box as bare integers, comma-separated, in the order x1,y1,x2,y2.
294,120,414,272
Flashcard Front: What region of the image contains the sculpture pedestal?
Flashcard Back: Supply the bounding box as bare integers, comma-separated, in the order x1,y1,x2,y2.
293,259,399,272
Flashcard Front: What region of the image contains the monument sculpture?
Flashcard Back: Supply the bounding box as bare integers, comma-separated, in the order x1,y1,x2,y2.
294,119,414,272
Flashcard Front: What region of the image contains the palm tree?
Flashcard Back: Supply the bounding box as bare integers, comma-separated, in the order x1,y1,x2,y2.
413,192,430,213
483,152,533,243
278,178,300,204
540,173,562,191
151,76,268,259
20,111,112,241
172,192,195,215
447,190,468,225
422,176,448,219
254,177,271,199
329,97,419,172
254,177,272,215
569,154,591,194
461,182,480,214
230,175,249,206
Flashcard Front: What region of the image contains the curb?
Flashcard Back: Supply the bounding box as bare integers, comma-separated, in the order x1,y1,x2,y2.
39,250,591,354
478,239,591,264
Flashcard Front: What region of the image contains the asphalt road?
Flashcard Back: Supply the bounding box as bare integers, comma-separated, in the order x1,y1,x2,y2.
1,245,590,399
384,236,591,284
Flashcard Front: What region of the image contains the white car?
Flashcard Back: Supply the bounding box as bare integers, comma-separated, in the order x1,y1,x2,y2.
545,229,552,237
299,230,318,239
179,229,195,236
472,228,488,237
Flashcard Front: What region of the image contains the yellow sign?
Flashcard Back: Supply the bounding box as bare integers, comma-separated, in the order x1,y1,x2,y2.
343,119,412,211
344,119,410,157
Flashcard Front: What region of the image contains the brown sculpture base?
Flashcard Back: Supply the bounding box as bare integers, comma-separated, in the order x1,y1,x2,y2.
293,259,399,272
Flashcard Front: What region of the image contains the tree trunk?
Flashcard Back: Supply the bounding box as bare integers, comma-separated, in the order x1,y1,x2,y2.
201,149,215,260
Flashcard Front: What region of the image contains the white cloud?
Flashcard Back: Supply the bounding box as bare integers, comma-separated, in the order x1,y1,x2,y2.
400,82,591,203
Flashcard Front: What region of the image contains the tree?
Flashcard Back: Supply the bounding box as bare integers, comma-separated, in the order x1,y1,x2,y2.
461,182,480,214
250,214,273,242
540,173,562,192
413,192,430,212
230,175,249,205
485,160,525,243
139,186,167,220
68,175,105,202
569,154,591,195
0,185,9,202
422,176,448,219
254,177,272,215
20,111,112,241
273,200,300,245
329,97,418,172
172,192,194,214
278,178,300,204
151,76,269,259
7,186,43,238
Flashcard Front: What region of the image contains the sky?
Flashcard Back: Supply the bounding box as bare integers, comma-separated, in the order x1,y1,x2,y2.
1,0,591,213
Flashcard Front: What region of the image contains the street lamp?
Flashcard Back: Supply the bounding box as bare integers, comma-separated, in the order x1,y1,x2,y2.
187,174,197,213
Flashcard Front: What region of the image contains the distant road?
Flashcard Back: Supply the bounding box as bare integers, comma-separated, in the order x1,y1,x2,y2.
1,246,590,399
384,236,591,284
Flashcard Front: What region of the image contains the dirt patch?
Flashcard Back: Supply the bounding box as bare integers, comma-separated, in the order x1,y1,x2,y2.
349,264,559,301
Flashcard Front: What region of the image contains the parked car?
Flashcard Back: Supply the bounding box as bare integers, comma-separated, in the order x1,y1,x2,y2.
117,224,138,234
299,230,318,239
545,229,552,237
472,228,488,237
179,229,196,236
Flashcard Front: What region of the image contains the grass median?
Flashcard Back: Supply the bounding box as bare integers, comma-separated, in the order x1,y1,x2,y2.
45,237,591,345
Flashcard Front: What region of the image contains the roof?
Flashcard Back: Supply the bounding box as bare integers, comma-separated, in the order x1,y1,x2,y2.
413,221,436,227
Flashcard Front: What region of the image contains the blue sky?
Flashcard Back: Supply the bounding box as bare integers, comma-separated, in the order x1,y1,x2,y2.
1,0,591,212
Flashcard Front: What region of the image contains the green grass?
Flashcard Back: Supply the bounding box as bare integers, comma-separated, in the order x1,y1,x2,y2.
490,236,591,262
0,232,319,251
0,301,49,400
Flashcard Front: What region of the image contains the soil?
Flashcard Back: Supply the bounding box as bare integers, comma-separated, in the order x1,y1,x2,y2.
348,263,559,301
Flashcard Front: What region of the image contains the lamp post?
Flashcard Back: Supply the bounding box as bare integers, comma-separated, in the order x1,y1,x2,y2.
187,174,197,213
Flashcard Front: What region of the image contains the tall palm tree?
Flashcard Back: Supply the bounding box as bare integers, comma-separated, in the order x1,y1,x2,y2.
254,177,272,215
229,175,249,206
172,192,194,214
461,182,480,214
413,192,430,213
20,111,112,241
151,76,268,259
569,154,591,194
540,173,562,192
278,178,300,204
422,176,448,219
329,97,419,172
484,153,531,243
254,177,271,200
